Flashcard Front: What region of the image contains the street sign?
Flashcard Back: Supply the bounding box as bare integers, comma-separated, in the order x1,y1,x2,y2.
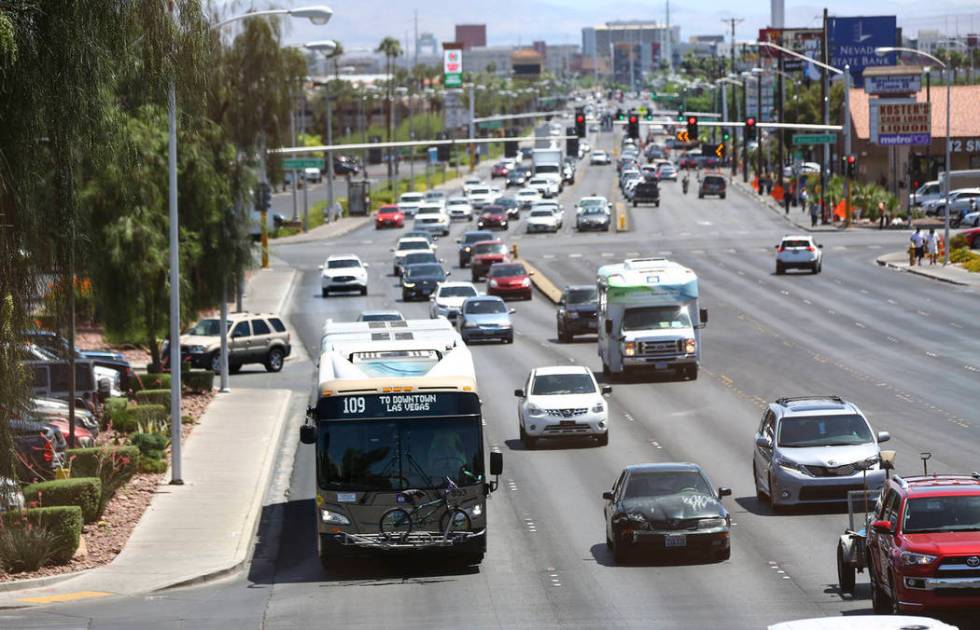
870,98,931,146
283,158,324,170
443,91,467,129
444,49,462,88
676,130,690,143
866,74,921,95
714,143,725,159
792,133,836,146
478,119,502,129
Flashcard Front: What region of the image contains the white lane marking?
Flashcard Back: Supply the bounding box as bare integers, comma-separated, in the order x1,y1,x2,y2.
803,299,812,305
965,365,978,372
726,248,737,254
542,254,555,259
833,246,847,250
860,289,869,294
779,290,790,296
361,240,373,244
855,322,866,328
624,413,635,422
697,220,714,226
950,322,963,329
680,232,691,237
828,309,837,315
926,351,937,358
626,251,640,257
869,244,882,249
886,336,899,343
887,299,898,305
601,252,614,257
691,249,705,255
569,253,582,258
650,441,663,449
916,310,929,317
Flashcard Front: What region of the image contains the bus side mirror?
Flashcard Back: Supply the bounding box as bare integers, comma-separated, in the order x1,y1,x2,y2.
700,308,708,325
604,319,612,334
299,424,316,445
490,451,503,476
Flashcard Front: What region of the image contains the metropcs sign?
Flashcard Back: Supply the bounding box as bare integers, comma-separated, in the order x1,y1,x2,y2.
870,98,931,146
444,49,462,88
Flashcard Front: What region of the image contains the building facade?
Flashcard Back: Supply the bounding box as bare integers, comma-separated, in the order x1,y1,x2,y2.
584,20,681,82
455,24,487,50
462,46,514,76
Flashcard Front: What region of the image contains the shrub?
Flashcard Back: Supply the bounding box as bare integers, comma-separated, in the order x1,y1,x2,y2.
129,432,168,457
130,372,171,392
67,446,139,518
110,407,138,434
950,234,968,250
0,519,57,573
182,370,214,394
130,404,168,433
135,389,170,411
22,478,102,524
102,397,129,431
949,247,974,263
139,458,168,474
1,506,83,564
964,257,980,273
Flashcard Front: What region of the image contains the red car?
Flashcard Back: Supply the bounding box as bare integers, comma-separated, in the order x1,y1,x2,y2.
865,472,980,614
375,205,404,229
486,262,532,300
491,162,510,178
477,205,509,231
961,226,980,249
470,240,511,282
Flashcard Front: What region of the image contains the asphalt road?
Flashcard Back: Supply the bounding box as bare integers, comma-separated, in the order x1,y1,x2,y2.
6,122,980,629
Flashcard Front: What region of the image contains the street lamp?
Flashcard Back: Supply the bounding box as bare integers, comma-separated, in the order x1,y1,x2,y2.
876,46,952,266
165,4,333,485
306,40,339,231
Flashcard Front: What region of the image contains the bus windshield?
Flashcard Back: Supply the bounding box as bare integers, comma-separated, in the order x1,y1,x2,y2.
317,418,483,491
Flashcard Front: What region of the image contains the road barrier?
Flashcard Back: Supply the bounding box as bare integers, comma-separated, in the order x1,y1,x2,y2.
615,202,629,232
520,260,562,303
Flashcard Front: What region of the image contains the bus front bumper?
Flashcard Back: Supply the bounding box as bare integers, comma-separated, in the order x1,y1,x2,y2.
320,530,486,558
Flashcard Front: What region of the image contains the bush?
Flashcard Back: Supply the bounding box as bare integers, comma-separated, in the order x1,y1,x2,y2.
949,247,974,263
135,389,170,411
102,397,129,431
130,372,171,392
1,506,83,564
139,458,168,474
110,407,137,434
964,257,980,273
0,519,57,573
129,432,168,457
183,369,214,394
67,446,139,518
22,478,102,524
130,404,168,433
950,234,968,250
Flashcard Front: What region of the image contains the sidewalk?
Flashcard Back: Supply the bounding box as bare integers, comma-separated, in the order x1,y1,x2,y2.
0,267,300,608
730,177,840,233
876,251,980,289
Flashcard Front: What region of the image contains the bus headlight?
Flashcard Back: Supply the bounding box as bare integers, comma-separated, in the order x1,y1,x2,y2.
684,338,697,354
321,509,351,525
623,341,636,357
465,504,483,518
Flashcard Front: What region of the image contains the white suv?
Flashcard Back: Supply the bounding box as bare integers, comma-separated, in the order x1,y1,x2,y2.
320,254,368,297
397,192,425,218
429,282,479,321
775,235,823,274
514,366,612,449
467,185,497,210
413,204,450,237
446,196,474,221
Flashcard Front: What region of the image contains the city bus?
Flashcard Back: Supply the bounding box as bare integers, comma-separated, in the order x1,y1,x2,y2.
300,319,502,568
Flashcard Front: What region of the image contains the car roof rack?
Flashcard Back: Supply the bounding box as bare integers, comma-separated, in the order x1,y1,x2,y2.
893,474,909,489
774,395,845,406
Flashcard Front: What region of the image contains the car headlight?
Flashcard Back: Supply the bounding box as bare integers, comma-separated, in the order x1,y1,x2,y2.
684,338,697,354
775,456,811,476
900,551,937,566
623,341,636,357
625,512,648,524
321,509,351,525
403,282,416,288
697,517,727,530
591,400,605,413
489,279,499,288
464,246,471,252
527,404,545,416
566,311,579,319
188,345,206,354
520,278,531,287
463,322,480,328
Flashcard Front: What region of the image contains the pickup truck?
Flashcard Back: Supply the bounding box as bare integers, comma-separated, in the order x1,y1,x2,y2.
631,180,661,208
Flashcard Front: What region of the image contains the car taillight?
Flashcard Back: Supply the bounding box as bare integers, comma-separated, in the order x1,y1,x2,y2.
777,246,785,253
806,246,815,252
42,438,53,463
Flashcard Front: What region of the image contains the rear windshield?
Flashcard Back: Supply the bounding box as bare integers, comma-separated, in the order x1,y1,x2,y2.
397,241,429,251
782,240,811,248
704,177,725,185
474,243,506,255
489,264,525,277
327,259,360,269
465,300,506,314
360,313,403,322
404,253,436,263
565,288,596,304
439,286,477,298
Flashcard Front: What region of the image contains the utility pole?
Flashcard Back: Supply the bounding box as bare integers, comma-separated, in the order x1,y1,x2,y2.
468,85,476,172
742,69,749,183
757,73,764,195
843,64,852,226
776,32,785,196
723,17,743,177
324,83,335,225
821,8,830,223
289,102,298,221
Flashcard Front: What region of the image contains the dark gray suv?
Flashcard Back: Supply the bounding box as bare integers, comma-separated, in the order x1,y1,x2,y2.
556,285,598,342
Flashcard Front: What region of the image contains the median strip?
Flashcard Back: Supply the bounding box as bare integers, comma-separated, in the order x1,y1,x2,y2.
520,259,562,304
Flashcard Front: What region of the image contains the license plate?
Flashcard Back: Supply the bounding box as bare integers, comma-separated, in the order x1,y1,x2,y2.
559,420,576,426
664,534,687,548
587,321,597,329
655,362,667,370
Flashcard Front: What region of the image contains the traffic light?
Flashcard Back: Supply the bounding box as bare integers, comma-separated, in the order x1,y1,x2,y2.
256,182,272,212
566,126,579,158
845,154,857,179
615,108,624,121
722,130,731,142
627,113,639,139
574,111,586,138
686,116,698,140
744,117,757,141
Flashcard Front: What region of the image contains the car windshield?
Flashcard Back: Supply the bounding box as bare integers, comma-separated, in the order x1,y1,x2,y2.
902,496,980,533
584,207,606,215
624,471,712,499
474,243,506,255
464,232,493,244
327,259,360,269
777,414,874,447
378,207,400,215
484,207,506,215
531,373,596,395
489,264,525,277
465,300,506,314
470,188,490,195
621,306,692,331
782,240,811,248
405,264,444,279
579,199,604,208
439,286,477,298
397,241,429,251
530,209,553,217
359,313,403,322
565,288,597,304
187,319,225,336
404,253,436,264
317,418,482,491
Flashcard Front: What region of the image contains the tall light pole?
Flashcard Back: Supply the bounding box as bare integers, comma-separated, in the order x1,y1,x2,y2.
876,46,951,266
164,5,332,485
306,40,339,227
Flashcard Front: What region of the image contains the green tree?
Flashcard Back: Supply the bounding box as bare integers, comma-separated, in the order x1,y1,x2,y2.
376,36,403,184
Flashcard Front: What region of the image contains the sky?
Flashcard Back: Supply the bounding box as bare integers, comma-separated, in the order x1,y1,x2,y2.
220,1,980,52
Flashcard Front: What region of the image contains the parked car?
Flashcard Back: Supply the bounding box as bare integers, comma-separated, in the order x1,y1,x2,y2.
753,396,889,509
177,312,291,373
486,262,532,300
477,205,510,231
515,365,610,449
456,230,494,268
602,463,731,563
698,175,727,199
9,419,64,482
457,295,514,344
375,205,404,229
556,285,598,342
400,262,448,302
775,235,823,274
429,282,479,321
26,330,132,394
303,167,322,183
320,254,369,297
470,240,511,282
0,477,25,512
333,155,360,176
960,226,980,249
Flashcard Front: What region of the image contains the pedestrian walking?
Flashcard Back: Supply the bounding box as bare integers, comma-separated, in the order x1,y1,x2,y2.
926,228,939,265
809,200,819,227
800,187,808,214
910,228,926,266
878,202,886,229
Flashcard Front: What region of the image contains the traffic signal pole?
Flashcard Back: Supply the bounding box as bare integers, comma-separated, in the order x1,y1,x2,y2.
843,65,852,226
742,74,749,183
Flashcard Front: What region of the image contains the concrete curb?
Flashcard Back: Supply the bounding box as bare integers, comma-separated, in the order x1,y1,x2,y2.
875,254,970,286
521,260,562,304
0,570,89,594
730,178,840,233
271,216,371,246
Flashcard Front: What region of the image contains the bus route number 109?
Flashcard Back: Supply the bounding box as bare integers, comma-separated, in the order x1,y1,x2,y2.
342,396,366,415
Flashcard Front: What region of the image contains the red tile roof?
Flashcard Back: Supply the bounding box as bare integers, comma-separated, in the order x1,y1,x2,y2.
849,85,980,140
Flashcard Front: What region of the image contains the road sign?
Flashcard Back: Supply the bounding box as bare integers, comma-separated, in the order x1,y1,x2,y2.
676,130,690,143
792,133,836,146
444,49,462,88
714,143,725,158
283,158,324,170
870,98,931,146
478,119,502,129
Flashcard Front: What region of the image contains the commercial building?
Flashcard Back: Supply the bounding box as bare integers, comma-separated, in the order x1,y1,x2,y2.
511,48,544,78
461,46,514,76
455,24,487,50
583,20,681,83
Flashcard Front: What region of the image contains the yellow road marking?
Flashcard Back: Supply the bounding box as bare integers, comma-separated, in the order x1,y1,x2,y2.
19,591,111,604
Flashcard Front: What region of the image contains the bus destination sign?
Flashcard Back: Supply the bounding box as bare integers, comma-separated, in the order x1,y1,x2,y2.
317,391,479,420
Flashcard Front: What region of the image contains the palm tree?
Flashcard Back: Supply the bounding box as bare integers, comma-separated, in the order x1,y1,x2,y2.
376,36,402,187
327,40,344,81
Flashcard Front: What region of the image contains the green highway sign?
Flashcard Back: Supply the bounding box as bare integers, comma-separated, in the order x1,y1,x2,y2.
478,120,502,129
283,158,324,170
792,133,836,146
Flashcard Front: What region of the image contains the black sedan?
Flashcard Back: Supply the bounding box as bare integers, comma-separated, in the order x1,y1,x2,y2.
400,263,448,301
457,230,494,268
495,196,521,219
602,463,732,564
506,168,529,188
